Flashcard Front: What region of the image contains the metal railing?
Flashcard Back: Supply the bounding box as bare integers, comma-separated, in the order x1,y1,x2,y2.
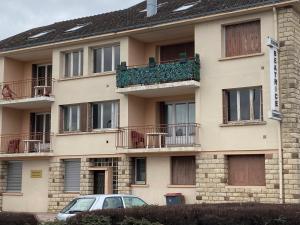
116,123,200,149
0,78,54,101
0,132,53,154
116,54,200,88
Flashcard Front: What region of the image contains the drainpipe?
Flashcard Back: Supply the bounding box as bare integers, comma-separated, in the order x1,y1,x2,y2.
273,6,284,204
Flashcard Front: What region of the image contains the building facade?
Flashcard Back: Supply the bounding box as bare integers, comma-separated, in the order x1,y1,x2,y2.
0,0,299,213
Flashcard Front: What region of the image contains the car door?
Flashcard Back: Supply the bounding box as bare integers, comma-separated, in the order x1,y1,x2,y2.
122,196,147,208
102,196,124,209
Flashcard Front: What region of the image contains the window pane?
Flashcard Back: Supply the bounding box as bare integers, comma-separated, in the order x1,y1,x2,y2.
114,45,120,70
188,103,195,123
71,106,79,131
123,197,146,208
175,104,188,136
80,51,83,76
73,52,80,76
103,197,124,209
228,90,237,121
240,89,250,120
65,53,71,77
92,103,101,129
253,88,261,120
104,47,112,72
64,107,70,131
94,48,102,73
135,158,146,183
103,102,112,128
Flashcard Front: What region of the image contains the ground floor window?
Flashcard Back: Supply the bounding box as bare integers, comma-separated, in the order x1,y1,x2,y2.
228,155,266,186
7,161,22,192
171,156,196,185
132,158,146,185
64,159,81,192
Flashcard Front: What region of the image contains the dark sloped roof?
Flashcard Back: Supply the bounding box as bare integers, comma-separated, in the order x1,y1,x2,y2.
0,0,289,52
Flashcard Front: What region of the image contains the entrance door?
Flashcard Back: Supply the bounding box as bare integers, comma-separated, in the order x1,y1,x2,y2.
165,102,195,145
94,171,105,194
34,113,51,151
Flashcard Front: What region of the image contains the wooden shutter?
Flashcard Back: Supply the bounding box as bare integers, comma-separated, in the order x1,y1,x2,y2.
171,156,196,185
160,42,194,62
222,90,228,124
7,161,22,192
159,102,166,125
64,160,81,192
80,103,88,132
59,106,64,133
225,20,261,57
228,155,265,186
87,103,93,132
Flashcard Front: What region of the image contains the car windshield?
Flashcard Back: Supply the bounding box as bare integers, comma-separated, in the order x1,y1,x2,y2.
61,198,96,214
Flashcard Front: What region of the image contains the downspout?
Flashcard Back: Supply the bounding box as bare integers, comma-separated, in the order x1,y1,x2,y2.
273,6,284,204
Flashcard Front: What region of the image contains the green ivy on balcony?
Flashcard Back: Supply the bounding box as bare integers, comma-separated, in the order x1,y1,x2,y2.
116,54,200,88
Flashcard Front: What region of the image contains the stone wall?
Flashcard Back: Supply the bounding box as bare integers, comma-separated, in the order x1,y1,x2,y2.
196,153,279,203
278,6,300,204
117,155,132,195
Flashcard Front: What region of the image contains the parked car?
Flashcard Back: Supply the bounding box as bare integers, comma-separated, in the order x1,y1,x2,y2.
56,194,147,221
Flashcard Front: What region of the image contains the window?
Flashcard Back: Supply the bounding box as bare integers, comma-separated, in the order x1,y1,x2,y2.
228,155,266,186
225,20,261,57
64,50,83,77
171,156,195,185
29,30,55,39
92,101,119,129
65,23,91,32
64,160,81,192
6,161,22,192
173,2,198,12
123,197,147,208
63,105,80,132
93,45,120,73
223,87,262,123
102,197,124,209
132,158,146,185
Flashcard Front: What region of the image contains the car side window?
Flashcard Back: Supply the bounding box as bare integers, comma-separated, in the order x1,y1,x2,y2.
123,197,146,208
102,197,124,209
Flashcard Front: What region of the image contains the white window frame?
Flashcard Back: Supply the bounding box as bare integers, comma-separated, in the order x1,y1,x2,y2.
92,101,119,130
64,50,83,78
64,105,80,132
228,88,262,122
92,45,120,74
134,158,146,185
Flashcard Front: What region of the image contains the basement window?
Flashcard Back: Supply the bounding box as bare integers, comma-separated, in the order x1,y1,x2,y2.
173,2,199,12
65,23,91,32
28,30,54,39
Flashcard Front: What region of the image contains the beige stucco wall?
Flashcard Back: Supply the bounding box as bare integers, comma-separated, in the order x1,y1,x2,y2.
195,10,280,151
2,159,49,212
131,156,196,205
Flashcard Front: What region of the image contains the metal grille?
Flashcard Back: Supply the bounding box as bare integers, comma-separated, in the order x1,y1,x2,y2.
92,158,120,194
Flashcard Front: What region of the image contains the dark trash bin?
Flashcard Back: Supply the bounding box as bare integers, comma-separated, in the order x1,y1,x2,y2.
165,193,185,205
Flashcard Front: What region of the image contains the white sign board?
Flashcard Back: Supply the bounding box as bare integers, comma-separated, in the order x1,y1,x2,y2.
267,37,281,120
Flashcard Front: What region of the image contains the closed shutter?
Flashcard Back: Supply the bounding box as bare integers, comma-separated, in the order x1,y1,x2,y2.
64,160,81,192
222,90,228,124
59,106,64,133
80,104,88,132
171,156,196,185
225,20,261,57
7,161,22,192
228,155,265,186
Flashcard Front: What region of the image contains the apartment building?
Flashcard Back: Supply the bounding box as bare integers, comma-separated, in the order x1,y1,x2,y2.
0,0,299,213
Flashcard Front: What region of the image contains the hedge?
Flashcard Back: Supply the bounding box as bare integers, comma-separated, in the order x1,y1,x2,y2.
68,204,300,225
0,212,38,225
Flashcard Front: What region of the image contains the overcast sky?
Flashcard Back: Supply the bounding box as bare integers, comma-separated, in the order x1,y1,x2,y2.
0,0,142,41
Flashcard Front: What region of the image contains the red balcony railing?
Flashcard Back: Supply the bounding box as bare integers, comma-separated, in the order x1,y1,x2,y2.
116,123,200,149
0,78,54,101
0,132,53,154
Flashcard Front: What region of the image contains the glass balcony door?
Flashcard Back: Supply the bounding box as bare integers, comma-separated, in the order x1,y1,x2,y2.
165,101,195,145
34,113,51,151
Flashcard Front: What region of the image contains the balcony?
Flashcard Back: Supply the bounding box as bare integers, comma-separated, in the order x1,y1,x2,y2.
116,123,201,154
116,55,200,98
0,132,53,159
0,79,55,109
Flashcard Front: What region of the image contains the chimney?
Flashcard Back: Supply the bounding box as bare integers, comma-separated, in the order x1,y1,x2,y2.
147,0,157,17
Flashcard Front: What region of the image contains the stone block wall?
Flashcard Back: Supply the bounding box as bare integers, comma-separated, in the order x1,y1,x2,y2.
278,6,300,203
117,156,132,195
196,153,280,203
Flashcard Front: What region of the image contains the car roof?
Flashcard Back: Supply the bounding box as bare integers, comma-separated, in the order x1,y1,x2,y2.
77,194,140,200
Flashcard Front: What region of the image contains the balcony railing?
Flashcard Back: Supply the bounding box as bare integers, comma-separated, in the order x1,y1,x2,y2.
116,54,200,88
0,78,54,101
0,132,53,154
116,123,200,149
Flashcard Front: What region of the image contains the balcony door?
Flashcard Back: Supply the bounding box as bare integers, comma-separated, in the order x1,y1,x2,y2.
165,101,195,145
33,64,52,96
34,113,51,151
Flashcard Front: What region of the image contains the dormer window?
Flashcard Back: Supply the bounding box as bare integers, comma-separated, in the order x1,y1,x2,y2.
28,30,55,39
65,23,91,32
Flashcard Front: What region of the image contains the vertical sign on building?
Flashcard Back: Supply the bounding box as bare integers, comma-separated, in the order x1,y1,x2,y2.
267,37,281,120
